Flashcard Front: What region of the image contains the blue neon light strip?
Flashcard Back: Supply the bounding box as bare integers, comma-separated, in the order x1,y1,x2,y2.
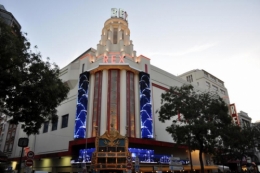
79,148,95,163
139,72,153,138
74,71,90,139
129,148,189,164
78,147,189,165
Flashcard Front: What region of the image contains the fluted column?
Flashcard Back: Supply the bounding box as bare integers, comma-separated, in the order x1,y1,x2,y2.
87,73,95,138
120,69,127,134
100,69,108,135
134,73,140,138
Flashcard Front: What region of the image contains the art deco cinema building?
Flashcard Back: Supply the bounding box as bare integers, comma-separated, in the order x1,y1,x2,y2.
8,9,230,173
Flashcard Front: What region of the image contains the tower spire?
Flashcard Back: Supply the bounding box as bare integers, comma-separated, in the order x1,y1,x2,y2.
96,8,136,59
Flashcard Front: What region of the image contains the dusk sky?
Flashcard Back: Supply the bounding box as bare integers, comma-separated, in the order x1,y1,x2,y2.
2,1,260,122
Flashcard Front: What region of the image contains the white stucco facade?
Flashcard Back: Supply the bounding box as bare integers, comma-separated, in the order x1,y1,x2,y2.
2,10,239,173
178,69,230,105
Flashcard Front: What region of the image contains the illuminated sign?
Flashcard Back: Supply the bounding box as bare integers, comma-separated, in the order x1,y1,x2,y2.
78,148,189,165
230,104,240,125
103,55,125,63
169,155,182,166
79,148,95,163
111,8,128,21
111,8,118,18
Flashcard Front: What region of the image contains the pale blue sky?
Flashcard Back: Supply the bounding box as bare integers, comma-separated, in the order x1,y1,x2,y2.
2,1,260,122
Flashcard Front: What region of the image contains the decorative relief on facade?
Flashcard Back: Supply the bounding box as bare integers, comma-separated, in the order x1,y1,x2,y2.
108,70,120,131
92,71,102,136
126,71,135,137
96,124,126,150
91,125,131,171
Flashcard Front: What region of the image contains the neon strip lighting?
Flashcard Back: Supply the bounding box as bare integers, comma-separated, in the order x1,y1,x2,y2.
74,72,90,139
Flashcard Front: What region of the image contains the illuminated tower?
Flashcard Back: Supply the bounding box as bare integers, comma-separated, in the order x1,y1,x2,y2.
96,8,136,59
74,8,153,140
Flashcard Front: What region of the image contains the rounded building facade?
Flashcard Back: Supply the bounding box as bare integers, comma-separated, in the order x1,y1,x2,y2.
8,9,227,173
74,16,153,140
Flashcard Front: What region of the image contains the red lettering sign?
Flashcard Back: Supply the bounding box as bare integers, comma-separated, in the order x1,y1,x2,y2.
111,55,116,63
119,55,125,63
230,104,240,125
103,56,109,63
102,55,125,63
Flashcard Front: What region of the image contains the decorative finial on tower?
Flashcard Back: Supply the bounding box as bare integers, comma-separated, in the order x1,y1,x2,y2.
110,123,115,132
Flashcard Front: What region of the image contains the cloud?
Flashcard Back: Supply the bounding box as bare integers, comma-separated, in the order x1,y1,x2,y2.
188,42,218,53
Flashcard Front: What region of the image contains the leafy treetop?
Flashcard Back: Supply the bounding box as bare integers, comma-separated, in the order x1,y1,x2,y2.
157,84,232,173
0,19,70,136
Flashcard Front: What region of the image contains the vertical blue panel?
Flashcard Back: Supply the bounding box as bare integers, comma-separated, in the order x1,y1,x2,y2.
74,71,90,139
139,72,153,138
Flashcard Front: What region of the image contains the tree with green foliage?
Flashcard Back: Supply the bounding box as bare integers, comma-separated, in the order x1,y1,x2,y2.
157,84,233,173
211,123,240,166
218,124,260,171
0,19,69,136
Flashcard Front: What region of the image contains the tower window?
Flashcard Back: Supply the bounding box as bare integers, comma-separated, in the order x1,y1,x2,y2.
113,28,118,44
206,82,210,89
82,63,85,73
186,75,193,83
212,85,218,92
52,119,58,131
61,114,69,128
43,121,49,133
